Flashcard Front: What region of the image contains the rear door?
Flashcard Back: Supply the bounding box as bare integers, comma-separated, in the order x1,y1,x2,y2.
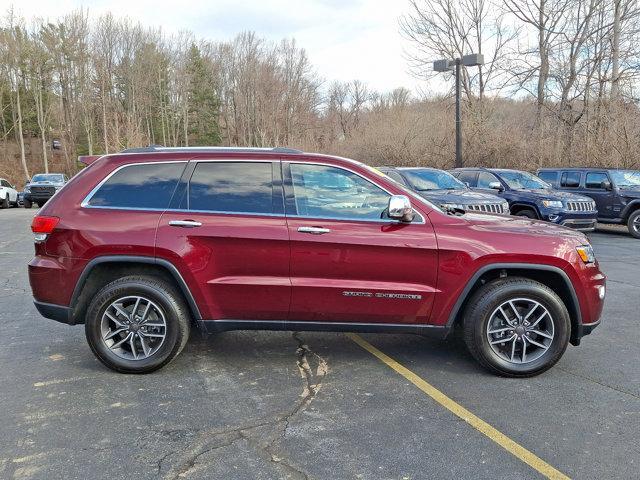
155,159,291,321
284,161,438,324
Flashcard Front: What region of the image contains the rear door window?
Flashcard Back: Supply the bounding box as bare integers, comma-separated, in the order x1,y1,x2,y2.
560,171,581,188
585,172,609,189
188,162,277,214
87,162,185,209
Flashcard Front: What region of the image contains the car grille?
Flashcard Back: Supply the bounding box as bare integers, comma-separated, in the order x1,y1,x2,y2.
566,200,596,212
30,186,55,195
465,203,508,214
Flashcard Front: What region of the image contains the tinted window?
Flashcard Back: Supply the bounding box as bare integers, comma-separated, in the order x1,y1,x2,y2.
585,172,609,189
560,171,581,188
88,163,184,209
477,171,500,189
189,162,274,214
453,170,477,186
537,171,557,185
0,179,10,187
290,164,389,220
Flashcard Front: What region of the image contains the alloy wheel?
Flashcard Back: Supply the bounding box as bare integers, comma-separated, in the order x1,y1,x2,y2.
100,296,167,360
485,298,555,364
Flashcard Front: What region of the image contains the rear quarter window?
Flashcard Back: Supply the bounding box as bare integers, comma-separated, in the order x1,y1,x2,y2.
87,162,185,209
560,171,581,188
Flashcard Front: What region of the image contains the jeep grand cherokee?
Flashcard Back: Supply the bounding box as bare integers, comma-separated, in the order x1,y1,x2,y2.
28,147,605,376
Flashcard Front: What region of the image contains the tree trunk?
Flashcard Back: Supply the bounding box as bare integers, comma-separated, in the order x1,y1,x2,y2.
15,86,30,181
611,0,622,99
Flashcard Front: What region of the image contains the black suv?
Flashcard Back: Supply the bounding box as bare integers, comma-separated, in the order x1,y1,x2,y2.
377,167,510,214
537,168,640,239
24,173,69,208
451,168,597,231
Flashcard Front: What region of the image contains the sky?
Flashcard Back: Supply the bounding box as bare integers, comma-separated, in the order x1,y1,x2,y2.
5,0,433,94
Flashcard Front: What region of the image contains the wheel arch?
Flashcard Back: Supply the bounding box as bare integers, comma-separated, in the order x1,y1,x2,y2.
447,263,583,346
509,203,540,218
621,200,640,221
69,256,202,325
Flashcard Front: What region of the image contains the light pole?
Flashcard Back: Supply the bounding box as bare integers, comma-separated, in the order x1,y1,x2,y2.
433,53,484,168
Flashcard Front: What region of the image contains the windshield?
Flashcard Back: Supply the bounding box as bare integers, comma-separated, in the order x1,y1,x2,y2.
402,169,466,191
31,174,64,183
610,170,640,187
499,171,550,190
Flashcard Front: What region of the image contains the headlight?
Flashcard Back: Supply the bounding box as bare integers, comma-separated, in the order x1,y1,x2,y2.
501,202,510,214
24,186,31,193
542,200,563,208
576,245,596,264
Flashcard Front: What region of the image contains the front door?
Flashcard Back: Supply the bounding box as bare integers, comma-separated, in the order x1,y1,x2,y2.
284,162,438,324
584,171,617,219
155,160,291,321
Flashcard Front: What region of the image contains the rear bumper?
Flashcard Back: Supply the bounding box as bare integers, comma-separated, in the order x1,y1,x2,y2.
34,300,73,324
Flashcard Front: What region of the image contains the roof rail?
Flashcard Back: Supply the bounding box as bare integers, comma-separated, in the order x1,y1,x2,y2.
119,145,303,154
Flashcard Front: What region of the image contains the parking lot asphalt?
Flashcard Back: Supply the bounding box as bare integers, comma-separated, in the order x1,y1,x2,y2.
0,207,638,480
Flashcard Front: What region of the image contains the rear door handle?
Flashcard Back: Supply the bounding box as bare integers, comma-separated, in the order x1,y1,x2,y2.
169,220,202,228
297,226,331,235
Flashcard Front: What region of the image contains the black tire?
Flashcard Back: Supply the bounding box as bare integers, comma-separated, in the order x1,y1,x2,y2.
0,196,7,209
23,199,32,209
627,210,640,239
85,275,191,373
462,277,570,377
36,202,43,208
514,209,537,219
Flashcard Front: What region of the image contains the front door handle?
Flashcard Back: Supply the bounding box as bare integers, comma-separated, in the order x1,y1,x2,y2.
169,220,202,228
297,226,331,235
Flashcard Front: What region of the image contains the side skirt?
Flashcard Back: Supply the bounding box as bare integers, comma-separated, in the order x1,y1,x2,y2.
199,319,450,338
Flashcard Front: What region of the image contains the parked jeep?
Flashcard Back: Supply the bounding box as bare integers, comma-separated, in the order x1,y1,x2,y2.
377,167,510,214
451,168,597,231
24,173,69,208
29,147,605,377
537,168,640,239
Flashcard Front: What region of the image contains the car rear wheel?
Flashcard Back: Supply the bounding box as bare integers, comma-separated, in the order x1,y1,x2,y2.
462,277,570,377
627,210,640,239
85,276,191,373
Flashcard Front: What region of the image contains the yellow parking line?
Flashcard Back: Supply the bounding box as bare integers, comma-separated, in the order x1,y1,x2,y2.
347,333,570,480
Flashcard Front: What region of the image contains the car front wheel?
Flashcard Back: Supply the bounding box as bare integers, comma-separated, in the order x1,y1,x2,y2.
462,277,570,377
85,276,191,373
627,210,640,239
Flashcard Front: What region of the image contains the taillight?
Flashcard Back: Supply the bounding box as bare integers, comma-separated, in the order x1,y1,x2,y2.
31,215,60,242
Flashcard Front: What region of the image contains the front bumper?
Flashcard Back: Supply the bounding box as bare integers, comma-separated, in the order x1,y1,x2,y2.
25,193,54,202
541,209,598,231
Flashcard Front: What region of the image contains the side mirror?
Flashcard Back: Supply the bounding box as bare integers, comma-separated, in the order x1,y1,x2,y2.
388,195,415,222
602,181,613,191
488,181,504,192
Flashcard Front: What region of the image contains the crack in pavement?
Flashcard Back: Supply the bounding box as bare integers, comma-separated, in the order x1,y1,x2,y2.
159,332,328,480
556,366,640,400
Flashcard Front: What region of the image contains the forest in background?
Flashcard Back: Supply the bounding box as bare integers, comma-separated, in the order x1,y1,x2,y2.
2,0,640,187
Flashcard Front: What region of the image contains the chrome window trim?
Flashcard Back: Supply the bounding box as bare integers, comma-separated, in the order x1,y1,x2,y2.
80,160,189,209
287,161,426,224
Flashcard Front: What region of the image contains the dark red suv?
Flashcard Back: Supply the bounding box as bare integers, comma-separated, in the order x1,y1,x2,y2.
28,147,605,376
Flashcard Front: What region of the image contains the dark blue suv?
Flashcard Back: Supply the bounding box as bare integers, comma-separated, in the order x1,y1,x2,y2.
537,167,640,239
451,168,597,231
